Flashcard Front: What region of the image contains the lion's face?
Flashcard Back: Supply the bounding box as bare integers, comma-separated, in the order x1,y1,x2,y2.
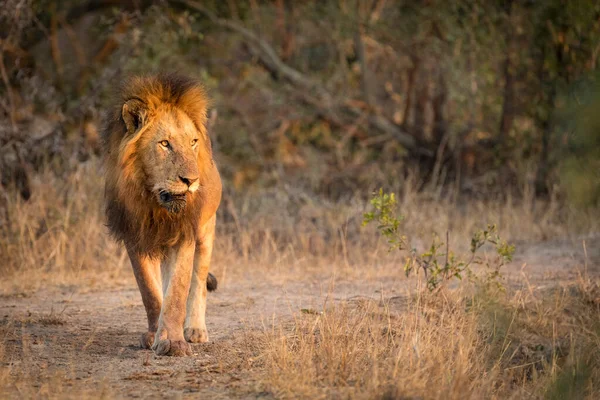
136,108,202,213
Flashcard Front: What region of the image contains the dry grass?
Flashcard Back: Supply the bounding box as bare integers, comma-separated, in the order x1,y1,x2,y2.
0,161,129,294
261,279,600,399
0,158,598,398
1,158,594,291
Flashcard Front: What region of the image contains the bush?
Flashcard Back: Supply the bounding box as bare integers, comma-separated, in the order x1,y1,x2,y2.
363,189,515,291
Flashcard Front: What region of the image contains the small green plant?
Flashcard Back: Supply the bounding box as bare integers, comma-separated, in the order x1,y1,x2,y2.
363,189,515,291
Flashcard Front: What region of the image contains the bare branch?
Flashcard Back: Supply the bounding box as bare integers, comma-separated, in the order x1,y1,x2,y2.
183,1,325,94
0,50,17,132
176,0,425,153
354,1,374,107
354,24,374,107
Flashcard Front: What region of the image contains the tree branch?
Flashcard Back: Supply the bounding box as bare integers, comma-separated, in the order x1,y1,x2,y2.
176,0,425,154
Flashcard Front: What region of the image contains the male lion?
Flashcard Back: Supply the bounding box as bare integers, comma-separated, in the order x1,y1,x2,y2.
102,73,221,356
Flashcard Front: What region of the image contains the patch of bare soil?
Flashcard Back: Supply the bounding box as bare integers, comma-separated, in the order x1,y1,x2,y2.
0,276,410,399
0,237,597,399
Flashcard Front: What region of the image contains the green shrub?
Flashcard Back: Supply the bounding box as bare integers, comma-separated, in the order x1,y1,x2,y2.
363,189,515,291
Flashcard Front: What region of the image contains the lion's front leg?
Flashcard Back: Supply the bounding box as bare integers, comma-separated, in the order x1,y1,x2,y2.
152,241,195,356
184,215,216,343
127,247,162,349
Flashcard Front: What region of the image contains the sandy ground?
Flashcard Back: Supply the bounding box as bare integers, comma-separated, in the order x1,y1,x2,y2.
0,236,598,399
0,276,415,399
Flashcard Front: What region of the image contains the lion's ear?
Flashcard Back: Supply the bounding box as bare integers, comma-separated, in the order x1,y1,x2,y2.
122,99,147,134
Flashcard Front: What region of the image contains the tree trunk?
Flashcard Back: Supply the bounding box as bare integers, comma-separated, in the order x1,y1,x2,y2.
402,56,419,130
354,22,374,107
432,70,447,144
535,44,563,196
498,0,514,146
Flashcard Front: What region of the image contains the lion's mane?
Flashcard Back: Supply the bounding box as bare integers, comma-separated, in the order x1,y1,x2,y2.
102,73,212,257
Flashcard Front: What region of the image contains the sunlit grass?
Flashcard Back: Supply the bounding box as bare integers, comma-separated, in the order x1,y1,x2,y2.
0,160,598,398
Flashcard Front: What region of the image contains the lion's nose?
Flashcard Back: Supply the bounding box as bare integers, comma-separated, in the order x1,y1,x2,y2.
179,176,198,187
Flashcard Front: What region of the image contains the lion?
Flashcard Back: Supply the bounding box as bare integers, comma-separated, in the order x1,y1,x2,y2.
102,73,222,356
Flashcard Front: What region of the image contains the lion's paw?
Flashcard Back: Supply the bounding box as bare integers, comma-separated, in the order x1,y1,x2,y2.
140,332,156,349
152,339,192,356
184,327,209,343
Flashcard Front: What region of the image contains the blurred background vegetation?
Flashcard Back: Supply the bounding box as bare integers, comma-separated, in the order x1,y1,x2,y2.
1,0,599,209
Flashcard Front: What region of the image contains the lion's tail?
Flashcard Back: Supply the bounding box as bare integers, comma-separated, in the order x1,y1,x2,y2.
207,272,218,292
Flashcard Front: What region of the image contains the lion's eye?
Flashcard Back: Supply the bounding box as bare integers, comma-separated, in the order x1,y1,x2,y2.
159,140,169,148
191,139,198,146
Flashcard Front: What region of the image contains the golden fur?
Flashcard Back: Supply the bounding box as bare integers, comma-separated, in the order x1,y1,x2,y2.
103,73,216,256
102,73,222,356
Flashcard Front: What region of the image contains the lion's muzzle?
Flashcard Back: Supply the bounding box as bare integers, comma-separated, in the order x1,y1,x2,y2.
158,190,187,213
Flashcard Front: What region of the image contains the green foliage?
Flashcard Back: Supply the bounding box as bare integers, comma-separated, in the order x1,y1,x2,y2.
363,189,515,291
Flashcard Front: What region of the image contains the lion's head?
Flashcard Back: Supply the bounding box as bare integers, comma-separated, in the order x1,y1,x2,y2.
123,98,205,213
103,73,213,255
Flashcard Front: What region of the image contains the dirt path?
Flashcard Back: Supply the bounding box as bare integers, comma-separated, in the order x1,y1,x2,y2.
1,236,597,399
0,275,415,399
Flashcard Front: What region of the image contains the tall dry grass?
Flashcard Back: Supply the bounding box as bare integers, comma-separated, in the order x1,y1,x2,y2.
261,277,600,399
0,161,128,293
0,158,596,293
